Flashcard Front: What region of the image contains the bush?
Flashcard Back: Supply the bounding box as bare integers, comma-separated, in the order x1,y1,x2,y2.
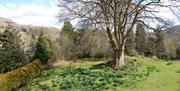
0,60,42,91
93,51,106,58
166,62,173,65
176,70,180,73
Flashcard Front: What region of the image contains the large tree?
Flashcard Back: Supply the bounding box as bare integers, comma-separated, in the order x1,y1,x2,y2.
57,0,180,67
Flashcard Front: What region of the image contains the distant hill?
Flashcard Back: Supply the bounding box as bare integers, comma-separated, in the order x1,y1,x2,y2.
0,17,19,28
163,24,180,43
0,17,60,50
0,17,60,41
165,25,180,42
167,25,180,32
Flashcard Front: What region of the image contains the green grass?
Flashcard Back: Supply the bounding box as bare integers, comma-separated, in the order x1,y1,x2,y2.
119,57,180,91
19,57,180,91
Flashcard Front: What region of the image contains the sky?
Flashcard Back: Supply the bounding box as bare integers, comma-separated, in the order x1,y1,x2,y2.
0,0,61,28
0,0,180,29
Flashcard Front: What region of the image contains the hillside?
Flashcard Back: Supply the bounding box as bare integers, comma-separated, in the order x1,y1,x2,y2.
165,25,180,58
166,25,180,39
0,17,60,50
166,25,180,33
0,17,19,28
0,17,59,41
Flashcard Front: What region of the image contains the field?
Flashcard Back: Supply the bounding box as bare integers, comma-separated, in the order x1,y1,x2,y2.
120,57,180,91
20,57,180,91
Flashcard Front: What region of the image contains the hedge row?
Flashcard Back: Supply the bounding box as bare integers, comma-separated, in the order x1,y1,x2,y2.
0,60,42,91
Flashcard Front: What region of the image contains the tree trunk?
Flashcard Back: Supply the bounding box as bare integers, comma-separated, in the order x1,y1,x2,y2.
114,42,125,68
106,27,125,68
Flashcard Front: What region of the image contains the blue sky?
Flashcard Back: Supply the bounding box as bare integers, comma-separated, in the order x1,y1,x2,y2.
0,0,180,29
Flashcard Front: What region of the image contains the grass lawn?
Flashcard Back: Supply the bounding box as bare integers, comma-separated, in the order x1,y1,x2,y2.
20,57,180,91
119,57,180,91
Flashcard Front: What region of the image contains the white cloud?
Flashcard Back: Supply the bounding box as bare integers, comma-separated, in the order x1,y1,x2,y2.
6,3,18,9
157,7,176,21
0,1,60,28
148,0,180,25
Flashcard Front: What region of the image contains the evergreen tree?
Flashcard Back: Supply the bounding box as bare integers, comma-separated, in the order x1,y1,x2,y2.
61,21,73,33
59,21,79,60
135,23,146,55
61,21,75,40
125,30,135,56
34,32,54,64
0,28,28,73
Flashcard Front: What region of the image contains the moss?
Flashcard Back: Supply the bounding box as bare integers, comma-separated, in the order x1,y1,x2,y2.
0,60,42,91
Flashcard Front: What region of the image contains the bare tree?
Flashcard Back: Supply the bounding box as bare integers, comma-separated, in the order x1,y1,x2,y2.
57,0,180,67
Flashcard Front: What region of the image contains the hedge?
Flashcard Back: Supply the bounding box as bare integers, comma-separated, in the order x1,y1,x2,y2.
0,60,42,91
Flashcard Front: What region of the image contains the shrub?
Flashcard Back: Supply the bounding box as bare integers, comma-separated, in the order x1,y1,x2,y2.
166,62,173,65
0,60,42,91
146,66,157,72
176,70,180,73
93,51,106,58
39,84,51,91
